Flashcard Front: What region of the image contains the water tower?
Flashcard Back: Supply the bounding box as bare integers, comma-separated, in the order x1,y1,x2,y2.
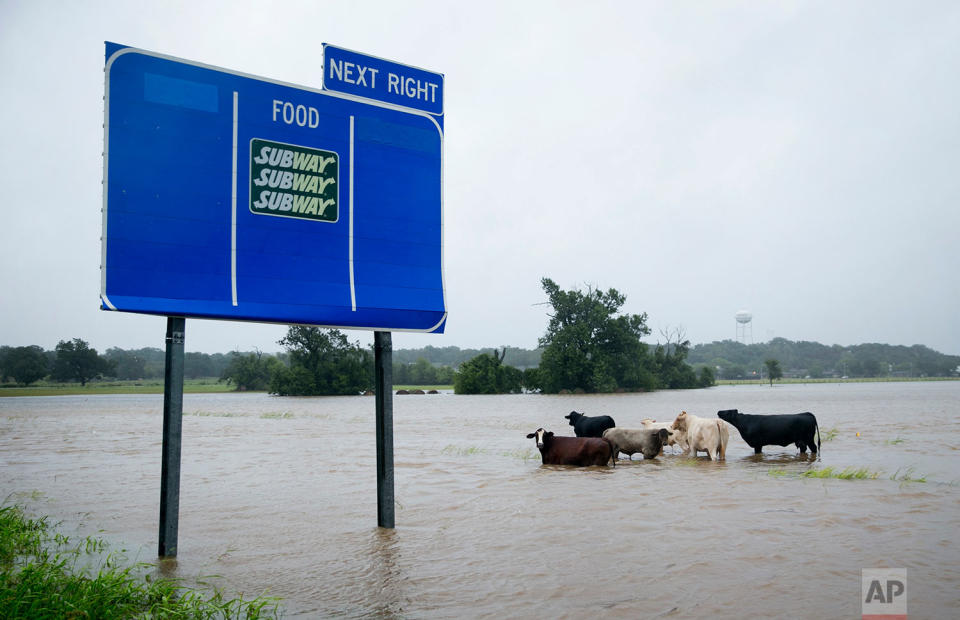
735,310,753,344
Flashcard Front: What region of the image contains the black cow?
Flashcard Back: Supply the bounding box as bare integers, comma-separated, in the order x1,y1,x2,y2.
565,411,616,438
717,409,821,454
526,428,614,467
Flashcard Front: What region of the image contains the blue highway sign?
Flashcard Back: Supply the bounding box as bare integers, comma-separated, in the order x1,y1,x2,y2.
102,42,446,332
322,44,443,116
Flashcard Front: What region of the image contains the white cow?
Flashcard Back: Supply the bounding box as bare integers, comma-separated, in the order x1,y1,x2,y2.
670,411,729,461
640,418,686,453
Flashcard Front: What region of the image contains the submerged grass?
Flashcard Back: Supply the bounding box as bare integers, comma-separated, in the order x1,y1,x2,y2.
768,465,927,483
260,411,294,419
0,504,280,619
801,466,880,480
440,444,485,457
819,427,840,442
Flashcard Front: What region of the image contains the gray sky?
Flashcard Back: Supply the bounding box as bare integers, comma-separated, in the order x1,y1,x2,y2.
2,1,958,355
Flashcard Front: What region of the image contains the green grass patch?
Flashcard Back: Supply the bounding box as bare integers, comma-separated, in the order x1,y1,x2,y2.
770,465,927,483
260,412,294,419
440,444,485,457
884,437,906,445
0,504,280,618
0,379,242,397
716,376,960,385
819,427,839,442
890,467,926,483
500,447,539,462
801,466,879,480
394,385,452,392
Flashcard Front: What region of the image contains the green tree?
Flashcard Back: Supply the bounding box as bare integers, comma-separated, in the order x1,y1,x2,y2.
1,345,49,386
537,278,653,393
697,365,715,388
763,358,783,386
453,348,523,394
522,367,543,392
51,339,115,386
220,350,282,391
105,347,146,380
269,327,372,396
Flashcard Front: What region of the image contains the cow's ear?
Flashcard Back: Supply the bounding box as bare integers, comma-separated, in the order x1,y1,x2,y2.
526,433,535,438
545,431,555,438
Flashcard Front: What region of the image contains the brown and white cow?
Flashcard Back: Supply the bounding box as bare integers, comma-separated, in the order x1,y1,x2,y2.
526,428,614,467
670,411,729,461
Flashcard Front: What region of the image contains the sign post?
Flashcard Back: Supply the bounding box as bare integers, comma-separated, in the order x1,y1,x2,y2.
158,317,185,556
374,331,394,528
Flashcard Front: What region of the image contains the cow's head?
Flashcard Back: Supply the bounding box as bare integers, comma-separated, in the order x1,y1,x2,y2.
564,411,583,426
717,409,739,423
671,411,689,431
526,428,554,449
657,428,672,442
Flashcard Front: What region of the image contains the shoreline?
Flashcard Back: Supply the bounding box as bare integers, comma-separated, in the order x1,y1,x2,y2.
1,376,957,397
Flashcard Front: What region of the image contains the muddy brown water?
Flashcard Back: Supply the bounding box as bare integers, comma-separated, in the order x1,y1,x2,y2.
2,382,958,618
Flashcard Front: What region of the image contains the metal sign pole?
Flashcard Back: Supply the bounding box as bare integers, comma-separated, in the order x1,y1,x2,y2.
158,316,185,556
374,331,395,528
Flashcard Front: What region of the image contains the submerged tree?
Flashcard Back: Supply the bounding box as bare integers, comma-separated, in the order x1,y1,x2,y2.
269,326,372,396
536,278,655,393
453,347,523,394
764,358,783,386
220,350,282,391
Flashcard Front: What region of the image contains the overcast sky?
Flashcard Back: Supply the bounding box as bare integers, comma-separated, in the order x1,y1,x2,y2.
2,1,958,356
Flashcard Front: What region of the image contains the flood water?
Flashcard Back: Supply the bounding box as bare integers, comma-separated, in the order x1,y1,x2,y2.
1,381,959,618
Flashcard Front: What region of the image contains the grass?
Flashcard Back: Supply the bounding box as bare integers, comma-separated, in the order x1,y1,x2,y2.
801,466,880,480
500,447,539,462
769,465,927,483
0,379,240,397
0,504,280,618
440,444,485,456
884,437,907,445
260,412,294,419
716,376,959,385
819,427,839,442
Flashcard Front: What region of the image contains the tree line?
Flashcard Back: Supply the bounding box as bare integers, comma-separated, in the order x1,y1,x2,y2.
4,278,956,392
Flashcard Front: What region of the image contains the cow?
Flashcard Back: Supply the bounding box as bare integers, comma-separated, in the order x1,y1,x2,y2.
640,418,687,453
717,409,821,454
602,427,672,460
671,411,729,461
526,428,615,467
565,411,616,438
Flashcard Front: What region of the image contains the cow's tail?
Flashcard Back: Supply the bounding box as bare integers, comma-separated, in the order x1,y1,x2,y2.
717,420,728,460
816,418,821,453
604,437,617,468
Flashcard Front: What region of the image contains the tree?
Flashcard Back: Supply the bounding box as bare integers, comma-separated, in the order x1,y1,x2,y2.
105,347,146,380
651,327,702,389
269,327,372,396
453,348,523,394
537,278,653,393
220,350,282,391
1,345,49,386
763,359,783,386
51,339,115,386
